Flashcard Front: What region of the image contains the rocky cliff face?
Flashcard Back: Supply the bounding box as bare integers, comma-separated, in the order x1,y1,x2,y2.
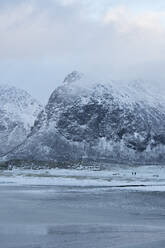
0,85,42,156
7,72,165,164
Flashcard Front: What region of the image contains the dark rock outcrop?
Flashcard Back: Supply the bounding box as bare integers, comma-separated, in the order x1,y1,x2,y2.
7,72,165,164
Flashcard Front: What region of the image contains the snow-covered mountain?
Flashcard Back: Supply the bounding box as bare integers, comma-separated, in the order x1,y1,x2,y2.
7,72,165,164
0,84,42,156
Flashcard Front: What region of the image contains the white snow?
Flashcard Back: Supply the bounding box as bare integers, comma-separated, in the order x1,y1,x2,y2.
61,73,165,109
1,165,165,192
0,84,42,128
0,84,43,156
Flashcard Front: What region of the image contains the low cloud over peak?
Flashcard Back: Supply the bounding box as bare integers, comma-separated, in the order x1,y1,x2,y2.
0,0,165,102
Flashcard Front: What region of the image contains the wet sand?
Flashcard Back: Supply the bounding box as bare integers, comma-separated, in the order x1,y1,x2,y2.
0,185,165,248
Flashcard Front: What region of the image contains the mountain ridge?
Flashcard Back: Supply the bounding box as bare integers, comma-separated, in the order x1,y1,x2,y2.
0,84,42,157
5,72,165,164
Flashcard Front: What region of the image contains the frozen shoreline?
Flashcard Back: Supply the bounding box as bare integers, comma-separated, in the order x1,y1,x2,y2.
1,165,165,247
1,165,165,191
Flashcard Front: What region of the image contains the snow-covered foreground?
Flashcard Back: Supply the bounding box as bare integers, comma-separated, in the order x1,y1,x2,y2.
1,165,165,191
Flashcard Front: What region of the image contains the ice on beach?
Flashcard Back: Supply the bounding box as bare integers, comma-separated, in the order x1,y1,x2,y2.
0,164,165,192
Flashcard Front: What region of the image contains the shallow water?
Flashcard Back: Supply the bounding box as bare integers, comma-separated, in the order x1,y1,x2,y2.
1,165,165,247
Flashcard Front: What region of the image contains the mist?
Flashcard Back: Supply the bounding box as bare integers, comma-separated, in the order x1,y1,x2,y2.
0,0,165,103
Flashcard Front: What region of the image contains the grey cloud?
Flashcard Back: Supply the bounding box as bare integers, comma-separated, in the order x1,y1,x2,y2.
0,0,165,102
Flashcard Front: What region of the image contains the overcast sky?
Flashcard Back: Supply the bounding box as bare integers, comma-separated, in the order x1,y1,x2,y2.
0,0,165,103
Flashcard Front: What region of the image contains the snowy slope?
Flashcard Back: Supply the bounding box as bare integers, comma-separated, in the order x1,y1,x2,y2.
7,72,165,164
0,84,42,156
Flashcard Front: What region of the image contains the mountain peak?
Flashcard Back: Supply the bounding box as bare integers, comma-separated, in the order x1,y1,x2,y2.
0,84,42,157
7,76,165,164
63,71,83,84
